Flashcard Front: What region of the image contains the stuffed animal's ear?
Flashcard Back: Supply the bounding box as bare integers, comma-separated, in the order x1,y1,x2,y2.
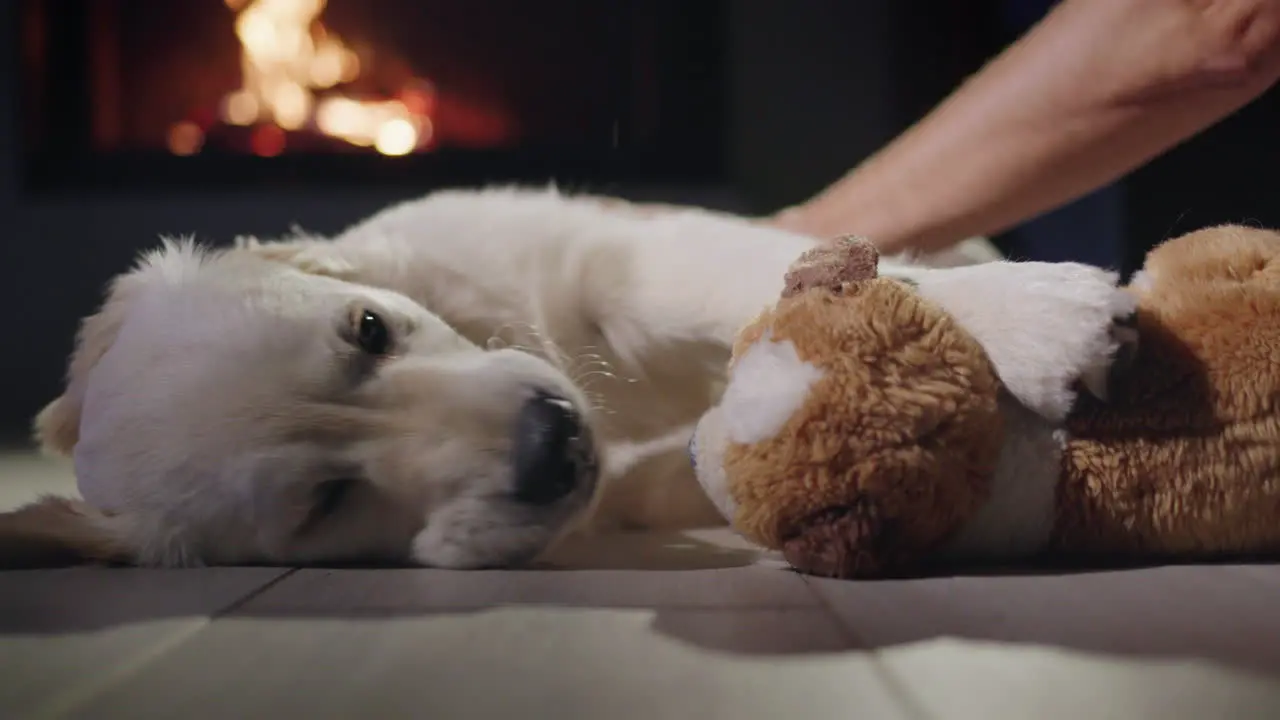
1137,225,1280,293
0,496,137,568
782,235,879,298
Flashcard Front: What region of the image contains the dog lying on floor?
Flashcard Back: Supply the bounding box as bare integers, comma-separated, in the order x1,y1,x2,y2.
0,187,1136,569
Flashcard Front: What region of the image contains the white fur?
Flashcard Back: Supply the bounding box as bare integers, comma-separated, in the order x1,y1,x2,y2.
690,406,736,523
19,186,1133,568
910,261,1137,422
941,397,1063,560
721,334,825,445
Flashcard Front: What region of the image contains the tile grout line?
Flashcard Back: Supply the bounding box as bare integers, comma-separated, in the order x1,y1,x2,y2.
799,574,937,720
29,567,301,720
234,602,829,617
212,567,301,618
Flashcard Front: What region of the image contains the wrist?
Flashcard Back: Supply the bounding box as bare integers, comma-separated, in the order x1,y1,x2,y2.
793,172,937,251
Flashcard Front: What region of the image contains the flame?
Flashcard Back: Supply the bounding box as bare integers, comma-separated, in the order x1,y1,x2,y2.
213,0,430,155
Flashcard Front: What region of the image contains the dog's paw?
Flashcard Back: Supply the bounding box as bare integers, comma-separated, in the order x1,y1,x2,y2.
918,262,1137,423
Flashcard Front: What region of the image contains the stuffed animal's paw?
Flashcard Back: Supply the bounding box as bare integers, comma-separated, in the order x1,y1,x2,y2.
917,262,1137,423
988,262,1136,422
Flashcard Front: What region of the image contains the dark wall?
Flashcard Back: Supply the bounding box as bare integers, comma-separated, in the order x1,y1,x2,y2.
727,1,995,212
1124,87,1280,271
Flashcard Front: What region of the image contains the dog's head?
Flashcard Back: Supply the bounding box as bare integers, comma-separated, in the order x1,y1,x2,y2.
5,240,599,569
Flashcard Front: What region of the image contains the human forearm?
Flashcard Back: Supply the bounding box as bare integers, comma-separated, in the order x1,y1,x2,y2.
775,0,1280,253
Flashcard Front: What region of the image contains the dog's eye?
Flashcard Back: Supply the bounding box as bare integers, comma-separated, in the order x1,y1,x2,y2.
356,310,391,355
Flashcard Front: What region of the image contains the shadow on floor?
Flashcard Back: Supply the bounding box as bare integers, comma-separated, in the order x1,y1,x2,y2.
534,530,767,571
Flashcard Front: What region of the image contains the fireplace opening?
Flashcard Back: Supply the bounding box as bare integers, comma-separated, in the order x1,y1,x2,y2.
19,0,727,192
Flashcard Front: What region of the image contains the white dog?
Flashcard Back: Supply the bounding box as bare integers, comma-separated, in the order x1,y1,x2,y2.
0,187,1134,569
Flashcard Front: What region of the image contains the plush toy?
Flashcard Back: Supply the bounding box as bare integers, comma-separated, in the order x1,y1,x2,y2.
691,228,1280,578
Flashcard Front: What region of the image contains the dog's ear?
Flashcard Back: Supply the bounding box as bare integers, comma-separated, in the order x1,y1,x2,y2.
34,294,131,455
33,397,79,457
0,496,137,568
240,236,359,280
33,260,155,455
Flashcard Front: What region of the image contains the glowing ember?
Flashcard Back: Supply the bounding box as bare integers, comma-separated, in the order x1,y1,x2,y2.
250,124,288,156
375,118,419,156
221,0,431,155
313,96,433,151
167,121,205,156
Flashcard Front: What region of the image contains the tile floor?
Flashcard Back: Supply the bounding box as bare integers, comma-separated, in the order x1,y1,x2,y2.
4,450,1280,719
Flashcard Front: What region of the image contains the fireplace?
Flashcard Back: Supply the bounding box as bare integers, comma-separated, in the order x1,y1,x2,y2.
18,0,727,192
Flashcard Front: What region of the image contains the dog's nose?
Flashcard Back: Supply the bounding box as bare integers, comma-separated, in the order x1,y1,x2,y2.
512,392,584,505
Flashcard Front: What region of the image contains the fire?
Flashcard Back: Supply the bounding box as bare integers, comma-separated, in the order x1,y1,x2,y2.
312,96,430,154
169,0,433,156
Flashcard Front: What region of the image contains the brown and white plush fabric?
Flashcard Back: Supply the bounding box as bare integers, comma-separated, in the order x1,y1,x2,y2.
1056,226,1280,560
693,227,1280,578
718,239,1004,577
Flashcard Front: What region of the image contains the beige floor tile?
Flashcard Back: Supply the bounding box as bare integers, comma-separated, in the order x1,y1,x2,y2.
65,608,912,719
2,618,210,720
240,564,818,615
0,567,288,718
806,564,1280,676
11,442,1279,719
0,567,290,633
0,451,76,511
878,637,1280,719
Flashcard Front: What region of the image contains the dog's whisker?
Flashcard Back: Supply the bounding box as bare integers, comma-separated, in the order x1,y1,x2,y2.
576,369,619,382
488,328,626,418
572,370,624,392
496,324,624,392
571,363,616,380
